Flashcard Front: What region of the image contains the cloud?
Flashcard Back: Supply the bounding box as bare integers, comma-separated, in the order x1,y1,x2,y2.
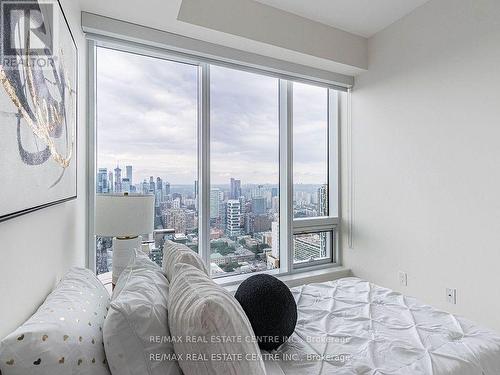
96,47,331,186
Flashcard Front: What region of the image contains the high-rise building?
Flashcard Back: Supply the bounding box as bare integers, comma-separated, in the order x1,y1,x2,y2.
226,200,241,237
96,168,108,193
318,184,328,216
271,196,279,212
126,165,133,186
230,178,241,199
155,190,162,207
185,210,196,230
253,214,272,233
271,222,279,259
294,233,325,262
255,185,264,198
245,213,271,234
122,177,131,193
252,196,266,215
149,176,155,193
165,209,186,234
266,221,280,269
164,182,171,196
142,179,149,194
108,171,114,193
156,177,163,203
114,165,122,193
271,187,279,198
210,188,220,219
172,198,181,209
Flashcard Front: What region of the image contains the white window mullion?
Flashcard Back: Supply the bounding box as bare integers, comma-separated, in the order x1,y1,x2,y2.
328,89,339,219
198,63,211,267
279,80,293,273
293,217,339,234
328,89,340,264
87,39,97,272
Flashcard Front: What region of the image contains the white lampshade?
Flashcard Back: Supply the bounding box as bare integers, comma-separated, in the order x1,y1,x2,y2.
95,194,155,237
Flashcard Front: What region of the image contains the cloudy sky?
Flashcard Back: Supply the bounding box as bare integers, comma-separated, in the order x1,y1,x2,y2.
97,47,329,186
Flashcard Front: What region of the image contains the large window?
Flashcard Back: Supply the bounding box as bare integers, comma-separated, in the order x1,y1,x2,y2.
210,66,279,277
293,82,329,219
91,43,342,277
95,47,199,274
292,82,337,265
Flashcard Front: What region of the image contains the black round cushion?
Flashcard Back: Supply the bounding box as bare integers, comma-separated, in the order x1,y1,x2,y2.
235,274,297,351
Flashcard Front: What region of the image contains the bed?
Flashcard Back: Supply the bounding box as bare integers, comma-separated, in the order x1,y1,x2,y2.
264,277,500,375
3,264,500,375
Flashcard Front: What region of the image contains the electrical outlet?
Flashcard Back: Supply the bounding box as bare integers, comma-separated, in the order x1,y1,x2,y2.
446,288,457,304
398,271,408,286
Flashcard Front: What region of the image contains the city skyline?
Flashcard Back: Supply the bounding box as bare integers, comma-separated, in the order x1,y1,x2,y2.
97,163,326,192
96,164,328,275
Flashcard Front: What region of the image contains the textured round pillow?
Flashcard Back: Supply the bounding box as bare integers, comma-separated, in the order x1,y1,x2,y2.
235,274,297,351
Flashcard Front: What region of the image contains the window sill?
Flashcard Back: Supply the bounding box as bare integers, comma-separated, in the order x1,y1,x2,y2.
215,265,352,294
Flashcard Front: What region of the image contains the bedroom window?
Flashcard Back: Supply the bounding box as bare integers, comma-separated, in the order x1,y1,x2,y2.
291,82,339,266
94,46,199,275
209,66,280,277
90,42,342,278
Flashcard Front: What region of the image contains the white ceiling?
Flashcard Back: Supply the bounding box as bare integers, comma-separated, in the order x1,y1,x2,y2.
254,0,431,37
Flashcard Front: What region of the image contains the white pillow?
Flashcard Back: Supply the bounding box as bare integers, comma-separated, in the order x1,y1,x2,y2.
168,263,266,375
103,250,182,375
162,240,208,281
0,267,111,375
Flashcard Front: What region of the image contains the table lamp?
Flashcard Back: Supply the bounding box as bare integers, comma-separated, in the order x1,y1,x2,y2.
95,193,155,286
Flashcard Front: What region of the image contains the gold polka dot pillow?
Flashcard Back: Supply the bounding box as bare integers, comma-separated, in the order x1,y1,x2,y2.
0,267,111,375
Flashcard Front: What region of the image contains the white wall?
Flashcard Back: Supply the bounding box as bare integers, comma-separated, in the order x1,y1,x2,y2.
0,0,86,338
345,0,500,332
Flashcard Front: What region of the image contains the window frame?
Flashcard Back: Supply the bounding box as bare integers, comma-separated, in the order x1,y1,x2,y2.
290,87,340,269
87,38,342,279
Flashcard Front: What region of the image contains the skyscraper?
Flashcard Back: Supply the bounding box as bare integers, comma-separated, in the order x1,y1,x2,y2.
126,165,133,186
230,178,241,199
114,165,122,193
156,177,163,202
122,177,131,193
210,188,221,219
149,176,155,193
164,182,171,196
271,221,279,259
267,221,280,269
96,168,108,193
226,200,241,237
108,171,114,193
318,184,328,216
142,179,149,194
294,233,325,262
252,196,266,215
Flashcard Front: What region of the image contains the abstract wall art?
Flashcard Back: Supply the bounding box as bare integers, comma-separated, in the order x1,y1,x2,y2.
0,0,77,222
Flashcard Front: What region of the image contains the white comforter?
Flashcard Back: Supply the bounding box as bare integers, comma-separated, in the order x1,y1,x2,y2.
264,277,500,375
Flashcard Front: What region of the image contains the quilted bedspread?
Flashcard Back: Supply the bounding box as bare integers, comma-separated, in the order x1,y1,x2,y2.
264,277,500,375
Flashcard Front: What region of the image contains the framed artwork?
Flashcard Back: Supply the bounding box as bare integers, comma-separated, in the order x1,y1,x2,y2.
0,0,77,222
